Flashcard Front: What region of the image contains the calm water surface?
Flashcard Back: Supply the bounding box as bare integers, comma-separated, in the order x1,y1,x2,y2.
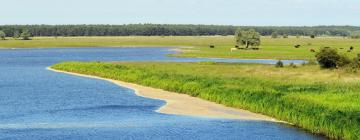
0,48,323,140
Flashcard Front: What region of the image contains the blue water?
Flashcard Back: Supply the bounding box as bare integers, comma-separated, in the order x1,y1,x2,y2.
0,47,323,140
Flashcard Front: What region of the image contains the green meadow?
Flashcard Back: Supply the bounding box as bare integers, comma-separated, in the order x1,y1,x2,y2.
1,36,360,60
52,61,360,140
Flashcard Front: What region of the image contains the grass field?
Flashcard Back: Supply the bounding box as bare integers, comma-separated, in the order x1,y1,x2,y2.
1,36,360,60
52,61,360,139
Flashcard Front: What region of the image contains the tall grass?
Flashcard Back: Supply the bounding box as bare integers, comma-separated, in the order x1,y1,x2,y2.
52,62,360,139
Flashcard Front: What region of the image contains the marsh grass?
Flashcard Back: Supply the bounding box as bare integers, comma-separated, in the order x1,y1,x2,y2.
52,62,360,139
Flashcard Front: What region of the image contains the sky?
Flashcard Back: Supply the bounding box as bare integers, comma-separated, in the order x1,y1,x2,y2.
1,0,359,26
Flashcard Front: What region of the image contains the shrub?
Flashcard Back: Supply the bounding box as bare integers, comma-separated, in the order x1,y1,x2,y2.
275,60,284,68
315,47,341,68
209,45,215,48
337,55,352,67
310,34,315,38
351,54,360,69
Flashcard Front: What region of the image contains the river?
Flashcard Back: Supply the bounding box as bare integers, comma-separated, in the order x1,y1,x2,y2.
0,47,323,140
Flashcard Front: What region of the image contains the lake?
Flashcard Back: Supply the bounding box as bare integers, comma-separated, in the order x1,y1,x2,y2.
0,47,322,140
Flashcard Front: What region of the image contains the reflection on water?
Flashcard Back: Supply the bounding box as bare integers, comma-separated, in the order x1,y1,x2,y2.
0,48,323,140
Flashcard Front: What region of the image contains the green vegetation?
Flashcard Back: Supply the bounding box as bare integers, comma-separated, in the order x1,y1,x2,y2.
51,61,360,139
315,47,360,71
13,31,20,39
1,36,360,60
316,47,344,68
20,30,31,40
271,32,278,38
0,24,358,37
235,29,261,48
174,36,360,60
350,31,360,39
0,36,232,48
0,31,5,40
311,34,316,39
275,60,284,68
283,34,288,38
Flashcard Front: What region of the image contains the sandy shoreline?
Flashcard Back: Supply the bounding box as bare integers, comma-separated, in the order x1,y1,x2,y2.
47,67,278,122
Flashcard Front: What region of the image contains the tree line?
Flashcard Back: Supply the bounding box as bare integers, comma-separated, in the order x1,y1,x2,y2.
0,24,359,37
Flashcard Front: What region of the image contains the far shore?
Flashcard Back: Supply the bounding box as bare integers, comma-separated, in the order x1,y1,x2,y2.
47,67,279,122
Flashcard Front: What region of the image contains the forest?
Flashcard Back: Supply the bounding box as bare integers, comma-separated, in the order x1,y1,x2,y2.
0,24,358,37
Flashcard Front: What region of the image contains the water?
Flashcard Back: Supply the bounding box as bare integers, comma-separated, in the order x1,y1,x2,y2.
0,47,322,140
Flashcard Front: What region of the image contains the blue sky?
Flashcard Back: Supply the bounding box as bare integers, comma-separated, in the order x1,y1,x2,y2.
1,0,359,26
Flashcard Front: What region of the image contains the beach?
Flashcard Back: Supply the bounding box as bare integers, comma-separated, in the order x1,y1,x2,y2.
48,67,277,122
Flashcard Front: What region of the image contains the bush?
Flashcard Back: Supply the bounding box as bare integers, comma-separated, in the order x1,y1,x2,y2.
310,34,315,38
275,60,284,68
315,47,341,68
337,55,352,67
350,54,360,69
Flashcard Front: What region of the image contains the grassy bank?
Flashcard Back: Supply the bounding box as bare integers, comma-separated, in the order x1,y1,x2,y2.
1,36,360,60
0,36,232,48
51,61,360,139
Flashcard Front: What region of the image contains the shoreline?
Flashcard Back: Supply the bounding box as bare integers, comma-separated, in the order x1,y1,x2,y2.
47,67,279,122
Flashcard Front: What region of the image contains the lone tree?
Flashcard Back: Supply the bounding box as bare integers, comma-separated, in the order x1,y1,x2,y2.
235,29,260,48
271,32,278,38
20,30,31,40
0,31,5,40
